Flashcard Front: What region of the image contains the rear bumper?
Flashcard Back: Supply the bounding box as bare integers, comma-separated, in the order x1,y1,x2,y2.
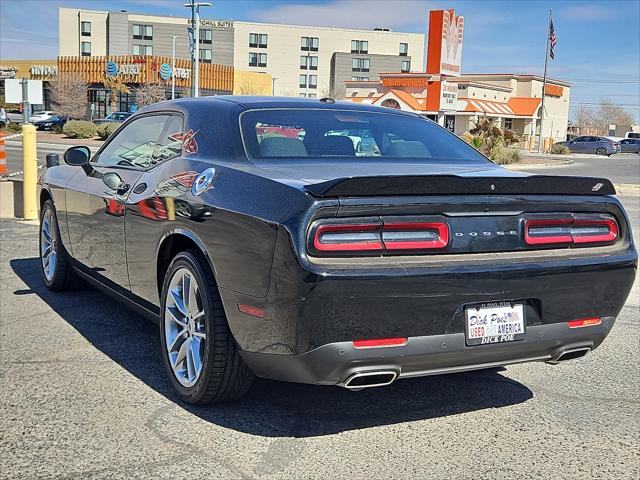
240,316,616,386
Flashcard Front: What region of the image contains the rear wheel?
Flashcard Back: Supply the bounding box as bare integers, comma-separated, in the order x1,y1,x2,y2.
596,147,607,156
160,250,254,404
39,200,79,291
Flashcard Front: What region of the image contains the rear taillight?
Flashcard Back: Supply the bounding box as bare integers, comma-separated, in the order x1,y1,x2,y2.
382,222,449,250
310,219,449,255
568,317,602,328
313,223,384,252
524,215,618,246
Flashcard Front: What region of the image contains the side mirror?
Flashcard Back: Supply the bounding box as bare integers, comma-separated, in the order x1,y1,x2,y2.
102,172,124,190
64,146,91,166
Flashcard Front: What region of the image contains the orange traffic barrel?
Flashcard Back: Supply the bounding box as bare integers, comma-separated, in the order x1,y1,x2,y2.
0,131,7,175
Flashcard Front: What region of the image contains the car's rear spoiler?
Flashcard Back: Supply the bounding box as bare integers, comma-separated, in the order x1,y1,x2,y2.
304,175,616,197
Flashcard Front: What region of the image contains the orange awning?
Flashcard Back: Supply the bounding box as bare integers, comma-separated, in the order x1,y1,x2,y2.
507,97,542,116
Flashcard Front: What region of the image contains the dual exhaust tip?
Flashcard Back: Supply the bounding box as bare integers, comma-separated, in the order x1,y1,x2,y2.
342,370,398,390
550,347,591,364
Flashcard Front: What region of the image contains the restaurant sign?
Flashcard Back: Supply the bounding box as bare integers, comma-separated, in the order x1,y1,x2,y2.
439,81,458,111
30,65,58,77
381,76,429,88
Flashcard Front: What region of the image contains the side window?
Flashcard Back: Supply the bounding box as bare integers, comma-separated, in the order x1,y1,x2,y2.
94,115,169,169
153,115,184,163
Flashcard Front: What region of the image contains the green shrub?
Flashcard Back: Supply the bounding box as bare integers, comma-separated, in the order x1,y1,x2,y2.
96,122,120,140
6,122,22,132
53,124,64,134
549,143,570,155
491,145,521,165
63,120,97,139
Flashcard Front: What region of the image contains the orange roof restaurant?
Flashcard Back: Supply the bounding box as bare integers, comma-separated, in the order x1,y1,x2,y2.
344,9,571,150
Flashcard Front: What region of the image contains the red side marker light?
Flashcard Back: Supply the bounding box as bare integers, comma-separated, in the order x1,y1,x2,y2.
352,337,408,348
238,304,265,318
568,317,601,328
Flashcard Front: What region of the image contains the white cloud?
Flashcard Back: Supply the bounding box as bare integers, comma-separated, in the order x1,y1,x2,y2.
558,4,619,21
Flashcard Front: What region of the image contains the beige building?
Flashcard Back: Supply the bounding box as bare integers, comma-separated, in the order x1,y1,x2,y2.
58,7,424,98
345,73,571,147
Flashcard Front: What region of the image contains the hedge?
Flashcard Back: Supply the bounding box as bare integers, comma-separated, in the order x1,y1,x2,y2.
96,122,120,140
63,120,97,139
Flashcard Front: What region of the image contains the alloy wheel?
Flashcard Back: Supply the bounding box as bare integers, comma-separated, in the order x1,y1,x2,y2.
164,267,207,387
40,209,57,282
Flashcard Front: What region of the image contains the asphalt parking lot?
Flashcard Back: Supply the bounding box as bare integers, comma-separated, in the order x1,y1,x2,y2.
1,196,638,480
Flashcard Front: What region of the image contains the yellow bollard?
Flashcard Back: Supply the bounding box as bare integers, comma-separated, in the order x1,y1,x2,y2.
22,124,38,220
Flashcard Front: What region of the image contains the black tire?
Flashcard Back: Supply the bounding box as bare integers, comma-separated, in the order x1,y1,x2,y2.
39,200,80,291
159,249,254,404
596,147,607,156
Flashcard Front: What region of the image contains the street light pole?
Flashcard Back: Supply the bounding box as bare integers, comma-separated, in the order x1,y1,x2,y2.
184,2,211,98
170,35,177,100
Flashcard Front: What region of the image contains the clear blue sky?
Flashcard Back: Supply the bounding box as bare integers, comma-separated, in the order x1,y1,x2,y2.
1,0,638,121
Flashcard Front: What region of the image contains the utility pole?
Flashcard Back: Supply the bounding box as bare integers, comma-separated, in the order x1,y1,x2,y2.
538,8,552,153
21,78,30,124
170,35,178,100
184,2,211,98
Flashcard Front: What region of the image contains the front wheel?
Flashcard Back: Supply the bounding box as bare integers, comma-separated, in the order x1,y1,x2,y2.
160,250,254,404
596,147,607,156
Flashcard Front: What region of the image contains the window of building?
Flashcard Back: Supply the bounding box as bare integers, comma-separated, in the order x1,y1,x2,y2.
81,21,91,36
308,75,317,89
351,76,369,81
399,42,408,56
351,40,368,54
200,29,212,44
299,74,307,88
249,33,268,48
299,93,307,97
81,41,91,56
308,93,317,98
301,36,319,51
133,44,153,56
503,118,513,130
249,52,267,67
300,55,318,70
133,24,153,40
352,58,370,72
401,60,411,73
200,49,212,63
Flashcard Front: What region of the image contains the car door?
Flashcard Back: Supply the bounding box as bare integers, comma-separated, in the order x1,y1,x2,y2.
65,113,172,289
567,136,584,152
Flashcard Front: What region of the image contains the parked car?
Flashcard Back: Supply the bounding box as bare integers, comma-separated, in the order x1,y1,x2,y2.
29,111,56,123
557,136,621,156
6,109,24,123
619,138,640,154
94,112,132,125
0,108,6,127
33,115,68,131
38,96,637,405
624,131,640,139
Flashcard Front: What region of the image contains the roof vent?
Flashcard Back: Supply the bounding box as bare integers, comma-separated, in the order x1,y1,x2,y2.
319,97,335,104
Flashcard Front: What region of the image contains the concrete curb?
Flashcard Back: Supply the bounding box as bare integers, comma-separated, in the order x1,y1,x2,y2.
509,159,574,170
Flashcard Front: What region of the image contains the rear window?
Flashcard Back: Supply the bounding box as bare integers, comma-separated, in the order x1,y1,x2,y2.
240,109,489,163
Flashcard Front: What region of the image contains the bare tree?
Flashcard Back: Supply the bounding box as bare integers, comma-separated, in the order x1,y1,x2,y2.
50,74,88,119
103,76,131,113
319,84,341,99
571,105,596,127
133,83,167,108
596,99,634,131
235,79,266,95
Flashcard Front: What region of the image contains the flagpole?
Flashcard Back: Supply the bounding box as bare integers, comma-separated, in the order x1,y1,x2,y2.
538,8,552,153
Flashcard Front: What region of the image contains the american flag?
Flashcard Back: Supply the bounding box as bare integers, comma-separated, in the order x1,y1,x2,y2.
549,19,557,60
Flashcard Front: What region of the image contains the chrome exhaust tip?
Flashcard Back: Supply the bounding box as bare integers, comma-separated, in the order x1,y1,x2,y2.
549,347,591,364
342,370,398,390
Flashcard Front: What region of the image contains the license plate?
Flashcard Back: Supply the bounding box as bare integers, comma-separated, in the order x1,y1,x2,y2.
465,302,525,346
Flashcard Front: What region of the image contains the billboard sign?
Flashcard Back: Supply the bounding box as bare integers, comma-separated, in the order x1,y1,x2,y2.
439,81,458,111
4,79,44,104
427,9,464,76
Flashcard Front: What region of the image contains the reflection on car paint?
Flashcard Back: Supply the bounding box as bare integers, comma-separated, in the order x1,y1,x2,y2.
168,129,199,153
154,171,198,196
192,167,216,196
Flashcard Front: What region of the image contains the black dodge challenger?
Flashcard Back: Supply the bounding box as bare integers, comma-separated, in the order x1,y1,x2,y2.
38,97,637,404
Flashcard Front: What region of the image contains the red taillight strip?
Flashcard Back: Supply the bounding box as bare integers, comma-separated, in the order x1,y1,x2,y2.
382,222,449,250
524,217,618,246
568,317,602,328
352,337,408,348
313,223,383,252
524,218,573,245
572,218,618,244
238,304,265,318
